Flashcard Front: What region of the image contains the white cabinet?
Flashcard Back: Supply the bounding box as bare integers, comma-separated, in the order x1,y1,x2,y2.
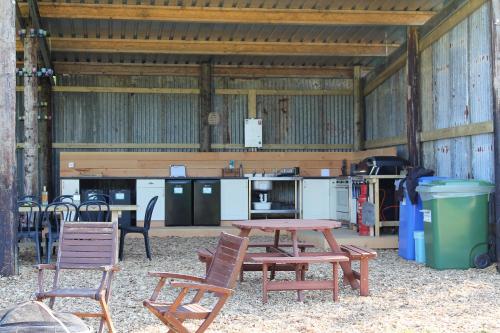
302,179,330,219
136,179,165,221
61,179,79,196
221,179,249,220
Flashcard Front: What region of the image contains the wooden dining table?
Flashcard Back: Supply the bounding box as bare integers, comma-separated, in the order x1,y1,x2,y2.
232,219,359,300
18,204,137,223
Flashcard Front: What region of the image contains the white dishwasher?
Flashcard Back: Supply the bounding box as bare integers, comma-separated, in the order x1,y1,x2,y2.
302,179,331,219
136,179,165,223
220,179,249,220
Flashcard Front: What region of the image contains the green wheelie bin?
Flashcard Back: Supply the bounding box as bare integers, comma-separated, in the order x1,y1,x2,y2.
416,179,494,270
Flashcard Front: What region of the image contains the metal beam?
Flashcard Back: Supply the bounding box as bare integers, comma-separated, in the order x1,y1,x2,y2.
19,3,436,26
47,38,399,57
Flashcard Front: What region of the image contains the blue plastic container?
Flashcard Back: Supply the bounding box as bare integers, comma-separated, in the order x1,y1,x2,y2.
414,231,426,263
397,176,447,260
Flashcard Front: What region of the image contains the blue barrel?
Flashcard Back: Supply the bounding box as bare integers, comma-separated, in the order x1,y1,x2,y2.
397,176,447,260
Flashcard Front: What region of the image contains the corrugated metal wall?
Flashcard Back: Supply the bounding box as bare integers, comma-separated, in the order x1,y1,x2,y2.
364,3,494,182
16,75,354,193
364,67,408,157
421,3,494,182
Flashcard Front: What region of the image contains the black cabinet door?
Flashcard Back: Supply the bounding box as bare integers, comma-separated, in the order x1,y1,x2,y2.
165,180,193,226
193,180,220,226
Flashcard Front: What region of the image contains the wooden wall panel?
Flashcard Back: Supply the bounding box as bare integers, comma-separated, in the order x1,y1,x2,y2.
60,148,397,178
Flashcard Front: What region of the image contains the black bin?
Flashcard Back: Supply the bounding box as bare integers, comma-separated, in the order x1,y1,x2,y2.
165,180,192,226
109,189,134,227
193,180,220,226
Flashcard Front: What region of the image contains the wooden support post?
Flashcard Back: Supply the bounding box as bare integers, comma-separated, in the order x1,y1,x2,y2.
23,34,40,196
353,66,364,151
39,78,52,198
199,62,212,152
491,0,500,272
406,27,421,166
0,0,18,276
248,90,257,118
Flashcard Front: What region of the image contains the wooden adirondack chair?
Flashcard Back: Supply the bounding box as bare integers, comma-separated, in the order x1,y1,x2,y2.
35,221,120,333
143,232,249,333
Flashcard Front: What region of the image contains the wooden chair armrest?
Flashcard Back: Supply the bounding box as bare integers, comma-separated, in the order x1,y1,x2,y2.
148,272,205,282
34,264,56,271
169,282,233,295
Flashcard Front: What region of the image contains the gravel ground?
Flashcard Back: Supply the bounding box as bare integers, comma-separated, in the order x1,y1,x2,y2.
2,236,500,333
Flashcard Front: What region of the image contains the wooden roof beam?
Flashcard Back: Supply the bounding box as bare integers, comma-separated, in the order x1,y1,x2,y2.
52,62,373,78
18,3,436,26
47,38,399,57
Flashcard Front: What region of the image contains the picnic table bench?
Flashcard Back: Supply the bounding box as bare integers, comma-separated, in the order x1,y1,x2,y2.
197,241,315,280
251,253,349,303
340,245,377,296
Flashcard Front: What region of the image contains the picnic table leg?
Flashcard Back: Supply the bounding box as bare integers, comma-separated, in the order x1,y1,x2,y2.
238,228,251,238
262,263,268,304
333,262,339,302
322,229,359,290
291,231,304,302
111,211,119,223
270,230,280,280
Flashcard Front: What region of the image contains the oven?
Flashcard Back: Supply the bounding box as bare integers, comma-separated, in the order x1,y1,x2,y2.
332,177,352,222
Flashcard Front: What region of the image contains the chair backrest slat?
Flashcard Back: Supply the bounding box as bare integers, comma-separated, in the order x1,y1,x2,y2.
205,233,248,289
57,221,118,270
77,201,110,222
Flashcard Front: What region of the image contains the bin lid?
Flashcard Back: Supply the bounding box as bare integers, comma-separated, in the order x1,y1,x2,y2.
416,179,494,194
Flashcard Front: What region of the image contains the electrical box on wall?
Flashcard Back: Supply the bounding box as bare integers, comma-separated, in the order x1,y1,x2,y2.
244,119,262,148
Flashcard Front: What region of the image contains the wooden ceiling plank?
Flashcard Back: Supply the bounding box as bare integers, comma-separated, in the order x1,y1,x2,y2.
19,3,436,26
48,37,399,57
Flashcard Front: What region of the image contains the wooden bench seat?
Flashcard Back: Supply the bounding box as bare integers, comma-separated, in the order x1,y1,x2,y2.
197,242,314,281
251,254,349,303
340,245,377,296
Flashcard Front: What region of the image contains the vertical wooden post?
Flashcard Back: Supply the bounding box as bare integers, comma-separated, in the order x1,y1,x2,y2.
406,27,421,166
0,0,18,276
353,66,364,151
23,34,40,196
39,79,52,198
490,0,500,272
199,62,212,152
248,90,257,119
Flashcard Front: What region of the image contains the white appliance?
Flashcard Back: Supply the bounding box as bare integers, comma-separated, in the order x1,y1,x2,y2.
136,179,165,221
244,118,262,148
61,179,80,196
302,179,330,219
221,179,249,220
331,177,355,223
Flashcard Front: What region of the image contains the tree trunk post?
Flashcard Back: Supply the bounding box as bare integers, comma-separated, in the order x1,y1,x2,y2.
406,27,421,166
353,66,365,151
490,0,500,272
199,62,213,152
0,0,18,276
23,35,40,196
39,78,52,198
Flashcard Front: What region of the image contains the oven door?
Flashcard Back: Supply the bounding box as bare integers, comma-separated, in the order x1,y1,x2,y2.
336,186,350,213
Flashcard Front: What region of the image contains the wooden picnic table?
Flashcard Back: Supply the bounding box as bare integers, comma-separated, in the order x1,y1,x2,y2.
18,205,137,223
231,219,359,301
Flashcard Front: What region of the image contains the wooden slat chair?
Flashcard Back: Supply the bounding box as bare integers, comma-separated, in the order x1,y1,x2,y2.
35,221,120,333
144,232,249,333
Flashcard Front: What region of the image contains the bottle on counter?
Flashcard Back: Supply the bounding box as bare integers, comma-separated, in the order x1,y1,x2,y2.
41,186,48,206
73,189,81,205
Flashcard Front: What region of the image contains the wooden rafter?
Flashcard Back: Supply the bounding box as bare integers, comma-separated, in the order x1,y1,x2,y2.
42,38,398,57
18,3,436,26
52,62,371,78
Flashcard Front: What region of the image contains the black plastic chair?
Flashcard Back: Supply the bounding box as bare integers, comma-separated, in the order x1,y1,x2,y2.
43,202,78,263
52,195,74,203
119,196,158,261
78,200,110,222
17,200,43,264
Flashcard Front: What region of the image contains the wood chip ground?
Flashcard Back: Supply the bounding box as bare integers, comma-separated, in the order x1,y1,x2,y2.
2,237,500,332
